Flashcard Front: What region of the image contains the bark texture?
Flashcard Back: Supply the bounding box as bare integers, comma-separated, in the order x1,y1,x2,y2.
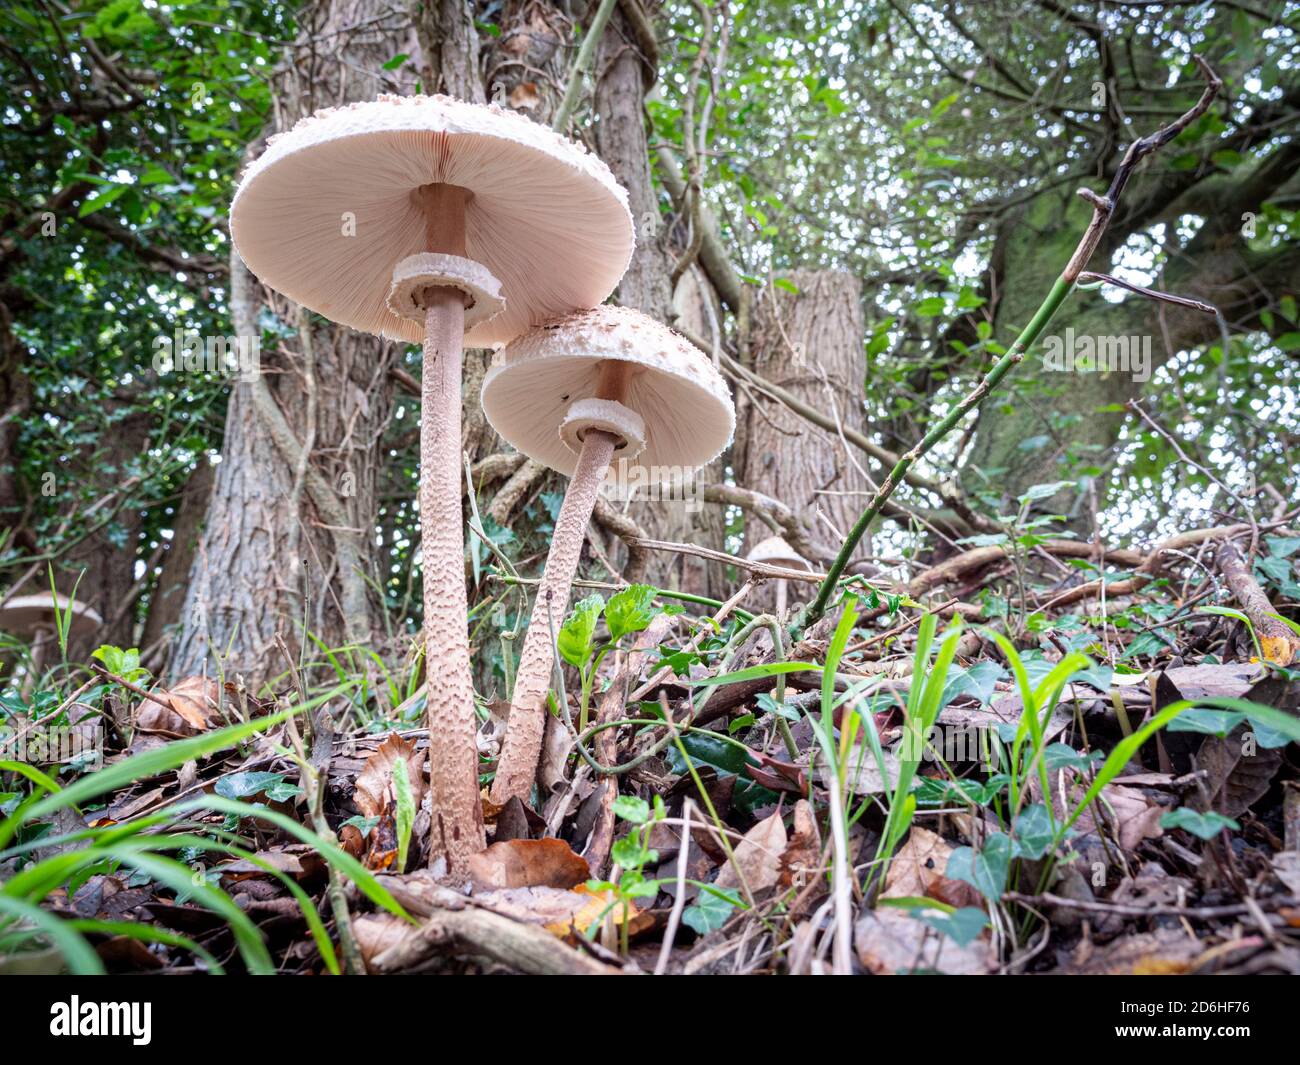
593,8,727,599
140,460,214,665
739,270,870,611
0,304,29,541
169,0,411,684
61,401,152,657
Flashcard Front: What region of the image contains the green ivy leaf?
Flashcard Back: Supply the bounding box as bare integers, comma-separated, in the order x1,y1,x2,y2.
1166,709,1247,737
215,772,300,802
683,886,742,934
1011,803,1054,860
915,905,990,946
612,795,650,824
947,833,1012,902
605,584,659,642
1160,808,1238,840
78,184,128,218
557,594,604,667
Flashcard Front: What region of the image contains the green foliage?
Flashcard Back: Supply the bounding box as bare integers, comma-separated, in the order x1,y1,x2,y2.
89,645,150,686
552,585,676,730
392,756,415,873
856,619,1300,917
653,0,1297,530
1,0,295,631
1160,808,1239,840
0,681,410,974
557,594,604,669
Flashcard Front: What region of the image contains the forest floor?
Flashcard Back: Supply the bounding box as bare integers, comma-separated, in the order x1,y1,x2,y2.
3,519,1300,976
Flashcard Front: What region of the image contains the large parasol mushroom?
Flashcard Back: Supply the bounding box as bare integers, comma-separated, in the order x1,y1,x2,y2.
482,305,734,804
230,95,633,875
746,536,811,619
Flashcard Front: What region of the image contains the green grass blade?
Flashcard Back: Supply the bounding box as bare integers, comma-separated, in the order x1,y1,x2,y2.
0,683,350,849
66,919,225,973
0,894,104,975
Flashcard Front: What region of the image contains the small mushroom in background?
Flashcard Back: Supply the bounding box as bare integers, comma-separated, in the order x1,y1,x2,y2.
746,536,812,620
0,593,103,687
229,95,634,875
481,305,735,804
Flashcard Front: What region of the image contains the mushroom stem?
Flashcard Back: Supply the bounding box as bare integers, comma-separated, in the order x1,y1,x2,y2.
491,427,618,804
418,183,485,875
775,579,788,620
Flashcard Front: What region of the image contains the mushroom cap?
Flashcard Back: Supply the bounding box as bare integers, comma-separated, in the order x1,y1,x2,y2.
746,536,809,572
230,94,633,347
0,594,103,640
481,306,735,481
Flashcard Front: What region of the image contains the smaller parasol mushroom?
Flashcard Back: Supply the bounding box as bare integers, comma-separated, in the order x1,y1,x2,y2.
746,536,811,620
482,305,734,804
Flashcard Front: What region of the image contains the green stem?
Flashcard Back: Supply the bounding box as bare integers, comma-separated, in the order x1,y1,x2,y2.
551,0,620,132
798,274,1075,633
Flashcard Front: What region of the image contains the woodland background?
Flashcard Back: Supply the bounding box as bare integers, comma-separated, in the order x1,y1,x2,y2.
1,0,1297,693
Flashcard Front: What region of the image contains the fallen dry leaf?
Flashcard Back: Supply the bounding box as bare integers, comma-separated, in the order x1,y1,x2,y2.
219,849,309,880
548,884,652,939
468,838,590,890
353,913,412,972
818,743,902,795
476,886,597,928
744,750,807,793
166,676,219,730
1063,926,1204,975
1161,662,1262,699
716,810,786,893
134,676,222,736
354,733,427,819
1045,773,1165,852
1272,852,1300,896
351,734,428,872
1196,725,1282,818
1085,782,1166,851
509,81,540,110
882,825,981,909
778,799,822,889
854,906,992,974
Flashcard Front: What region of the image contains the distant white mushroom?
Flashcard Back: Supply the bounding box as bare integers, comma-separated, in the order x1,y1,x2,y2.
229,95,634,875
746,536,811,619
0,593,103,680
481,305,735,804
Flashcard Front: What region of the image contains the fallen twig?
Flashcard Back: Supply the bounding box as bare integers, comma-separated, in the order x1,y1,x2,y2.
1003,891,1297,921
365,907,623,975
1216,539,1299,665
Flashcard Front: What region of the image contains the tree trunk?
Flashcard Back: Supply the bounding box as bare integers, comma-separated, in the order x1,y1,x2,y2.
594,7,727,599
415,0,502,474
739,270,869,611
0,303,30,545
140,461,214,667
168,0,414,685
60,401,151,657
